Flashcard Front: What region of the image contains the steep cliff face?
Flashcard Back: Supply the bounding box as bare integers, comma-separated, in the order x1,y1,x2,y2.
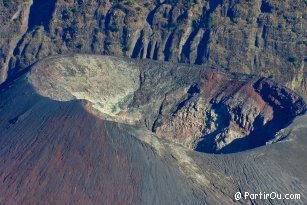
0,0,33,83
28,55,306,153
0,0,306,94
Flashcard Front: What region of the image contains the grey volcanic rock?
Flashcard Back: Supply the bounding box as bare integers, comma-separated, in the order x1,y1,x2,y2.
0,0,306,94
0,55,306,204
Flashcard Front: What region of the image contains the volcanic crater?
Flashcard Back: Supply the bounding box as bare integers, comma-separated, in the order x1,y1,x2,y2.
28,55,306,154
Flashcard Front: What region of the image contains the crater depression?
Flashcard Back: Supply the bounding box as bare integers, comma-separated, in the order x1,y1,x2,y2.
28,55,306,153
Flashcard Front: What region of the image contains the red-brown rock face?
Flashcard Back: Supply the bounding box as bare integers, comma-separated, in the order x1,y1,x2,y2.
132,67,306,153
26,55,303,154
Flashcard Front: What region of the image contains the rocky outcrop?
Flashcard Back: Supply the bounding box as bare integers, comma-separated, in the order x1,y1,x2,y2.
0,0,306,95
28,55,306,153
